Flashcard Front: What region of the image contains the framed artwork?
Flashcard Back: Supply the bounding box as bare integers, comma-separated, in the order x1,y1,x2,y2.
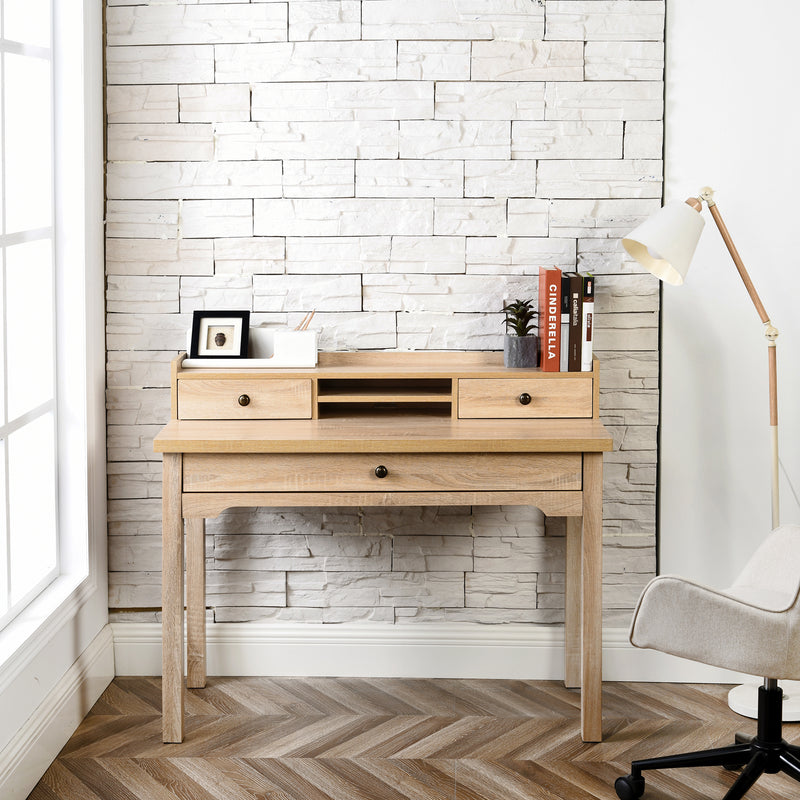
189,310,250,359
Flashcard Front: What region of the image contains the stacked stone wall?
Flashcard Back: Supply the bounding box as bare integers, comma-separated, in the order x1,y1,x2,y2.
106,0,664,628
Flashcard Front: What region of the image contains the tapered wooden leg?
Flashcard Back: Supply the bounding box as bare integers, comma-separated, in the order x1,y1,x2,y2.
186,517,206,689
161,453,184,743
581,452,604,742
564,516,582,689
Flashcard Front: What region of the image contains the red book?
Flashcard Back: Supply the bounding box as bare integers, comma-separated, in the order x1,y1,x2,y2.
538,267,562,372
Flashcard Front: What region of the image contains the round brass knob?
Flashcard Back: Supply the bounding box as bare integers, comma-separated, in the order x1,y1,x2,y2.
375,465,389,479
238,394,251,407
518,392,532,406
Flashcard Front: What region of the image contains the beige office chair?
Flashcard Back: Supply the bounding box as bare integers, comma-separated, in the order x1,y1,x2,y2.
615,524,800,800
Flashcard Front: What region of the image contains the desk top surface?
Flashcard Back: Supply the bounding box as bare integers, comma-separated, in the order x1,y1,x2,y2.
154,414,613,454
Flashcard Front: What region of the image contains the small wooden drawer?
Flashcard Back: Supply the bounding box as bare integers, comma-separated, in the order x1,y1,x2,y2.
183,452,582,493
178,379,312,420
458,377,592,419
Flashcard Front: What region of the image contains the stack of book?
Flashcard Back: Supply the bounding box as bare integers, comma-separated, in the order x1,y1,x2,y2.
537,268,594,372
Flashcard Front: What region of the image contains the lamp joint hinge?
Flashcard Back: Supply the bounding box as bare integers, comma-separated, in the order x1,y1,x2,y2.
699,186,716,207
764,321,779,342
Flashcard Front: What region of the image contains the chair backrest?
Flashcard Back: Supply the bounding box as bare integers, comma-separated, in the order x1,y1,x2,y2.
729,524,800,613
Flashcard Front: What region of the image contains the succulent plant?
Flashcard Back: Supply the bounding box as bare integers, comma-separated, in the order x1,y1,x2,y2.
502,298,538,337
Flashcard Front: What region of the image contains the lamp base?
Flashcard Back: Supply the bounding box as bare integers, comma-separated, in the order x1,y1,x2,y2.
728,681,800,721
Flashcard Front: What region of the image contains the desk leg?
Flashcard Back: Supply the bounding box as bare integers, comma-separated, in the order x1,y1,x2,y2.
186,517,206,689
162,453,184,743
564,516,582,689
581,452,603,743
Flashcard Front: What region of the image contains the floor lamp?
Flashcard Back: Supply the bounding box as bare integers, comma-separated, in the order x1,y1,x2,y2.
622,187,794,720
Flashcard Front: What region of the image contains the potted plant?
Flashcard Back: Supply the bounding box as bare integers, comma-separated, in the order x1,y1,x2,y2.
502,298,539,368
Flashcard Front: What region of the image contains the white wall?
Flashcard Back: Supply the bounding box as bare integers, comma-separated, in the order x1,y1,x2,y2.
662,2,800,581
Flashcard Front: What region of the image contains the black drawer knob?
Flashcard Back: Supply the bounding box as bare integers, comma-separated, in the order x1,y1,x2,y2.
238,394,251,407
374,465,389,479
518,392,532,406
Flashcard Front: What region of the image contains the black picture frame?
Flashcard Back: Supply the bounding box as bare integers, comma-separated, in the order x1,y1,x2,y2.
189,310,250,359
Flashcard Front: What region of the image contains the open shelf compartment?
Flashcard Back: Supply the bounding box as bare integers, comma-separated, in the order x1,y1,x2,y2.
316,377,453,415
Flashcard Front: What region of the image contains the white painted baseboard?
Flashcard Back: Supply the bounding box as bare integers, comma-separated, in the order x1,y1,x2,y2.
0,625,114,800
112,622,750,684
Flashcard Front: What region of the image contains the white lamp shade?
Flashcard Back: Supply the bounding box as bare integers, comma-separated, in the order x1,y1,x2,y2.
622,200,705,285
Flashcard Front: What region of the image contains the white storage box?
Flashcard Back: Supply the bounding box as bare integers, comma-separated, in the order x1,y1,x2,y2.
182,327,318,368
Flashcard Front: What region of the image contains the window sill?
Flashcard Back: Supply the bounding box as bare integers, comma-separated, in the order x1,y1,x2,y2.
0,571,92,686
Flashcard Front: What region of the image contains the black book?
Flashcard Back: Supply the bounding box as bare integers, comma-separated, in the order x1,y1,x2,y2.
566,272,583,372
560,272,571,371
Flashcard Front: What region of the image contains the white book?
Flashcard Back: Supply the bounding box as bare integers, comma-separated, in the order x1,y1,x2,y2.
580,274,594,372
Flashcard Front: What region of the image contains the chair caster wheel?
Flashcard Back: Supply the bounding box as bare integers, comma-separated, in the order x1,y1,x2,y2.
615,774,645,799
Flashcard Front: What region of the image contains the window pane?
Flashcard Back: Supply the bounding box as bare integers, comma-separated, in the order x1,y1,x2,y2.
8,413,57,605
0,439,6,618
4,53,52,234
0,250,4,423
6,239,53,420
3,0,51,49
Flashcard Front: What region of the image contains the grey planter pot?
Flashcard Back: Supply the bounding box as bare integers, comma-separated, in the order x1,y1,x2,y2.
504,334,539,368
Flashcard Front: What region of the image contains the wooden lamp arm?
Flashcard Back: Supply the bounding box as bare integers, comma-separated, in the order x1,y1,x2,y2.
687,188,780,527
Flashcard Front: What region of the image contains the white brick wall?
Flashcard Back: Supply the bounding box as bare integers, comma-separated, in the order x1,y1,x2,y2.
251,81,433,121
106,0,663,628
106,4,289,46
360,0,546,41
215,120,400,160
215,41,398,82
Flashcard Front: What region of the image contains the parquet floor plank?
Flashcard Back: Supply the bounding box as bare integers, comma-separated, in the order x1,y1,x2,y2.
38,760,107,800
350,758,458,800
194,757,296,800
26,677,800,800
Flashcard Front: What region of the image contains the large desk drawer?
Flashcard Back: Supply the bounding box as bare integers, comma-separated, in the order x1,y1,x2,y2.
178,379,312,420
183,452,582,493
458,378,592,419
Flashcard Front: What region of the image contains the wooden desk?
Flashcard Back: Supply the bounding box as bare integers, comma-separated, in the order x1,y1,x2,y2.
154,352,613,743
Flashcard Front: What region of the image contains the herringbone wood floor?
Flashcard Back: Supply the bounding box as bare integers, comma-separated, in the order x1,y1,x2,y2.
27,677,800,799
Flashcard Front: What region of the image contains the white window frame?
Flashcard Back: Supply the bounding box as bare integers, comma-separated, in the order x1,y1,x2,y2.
0,0,60,634
0,0,106,714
